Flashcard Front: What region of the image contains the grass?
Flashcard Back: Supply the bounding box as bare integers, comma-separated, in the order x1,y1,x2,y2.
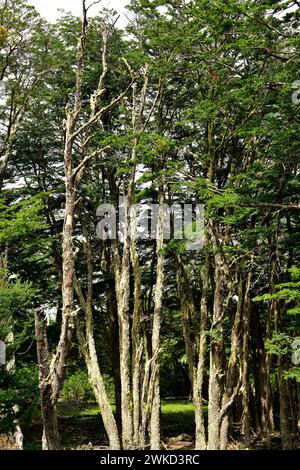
23,400,199,450
161,400,198,438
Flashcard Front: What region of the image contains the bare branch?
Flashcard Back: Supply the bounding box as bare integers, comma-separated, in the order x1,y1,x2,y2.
86,0,102,13
90,23,110,117
141,77,164,132
72,78,136,139
245,202,300,211
72,145,111,180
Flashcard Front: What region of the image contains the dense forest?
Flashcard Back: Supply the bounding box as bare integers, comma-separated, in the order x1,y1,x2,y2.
0,0,299,452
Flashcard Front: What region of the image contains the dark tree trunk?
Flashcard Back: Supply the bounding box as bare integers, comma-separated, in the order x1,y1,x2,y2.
41,387,61,451
106,285,122,437
35,310,62,450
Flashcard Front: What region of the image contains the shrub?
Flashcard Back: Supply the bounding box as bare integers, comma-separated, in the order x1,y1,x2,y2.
61,370,93,402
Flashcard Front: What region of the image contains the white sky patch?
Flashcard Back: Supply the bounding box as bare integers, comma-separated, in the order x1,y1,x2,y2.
28,0,129,28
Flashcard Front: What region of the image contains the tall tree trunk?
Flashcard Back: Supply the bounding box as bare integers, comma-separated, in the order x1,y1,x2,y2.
207,225,224,450
130,231,143,449
278,356,292,449
74,226,121,450
175,244,208,450
194,244,209,450
241,271,252,447
276,301,292,449
251,303,266,436
35,309,61,450
116,194,134,449
150,188,165,450
37,4,89,447
76,319,121,450
262,234,279,443
106,284,122,437
220,275,243,450
175,254,196,389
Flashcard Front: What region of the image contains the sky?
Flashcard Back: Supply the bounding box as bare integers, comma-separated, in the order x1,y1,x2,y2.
28,0,129,27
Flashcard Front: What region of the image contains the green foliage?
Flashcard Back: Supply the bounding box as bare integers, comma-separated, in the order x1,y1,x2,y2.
254,267,300,316
0,276,37,316
61,371,94,402
0,365,39,433
265,332,293,357
61,371,115,403
0,195,47,245
284,367,300,383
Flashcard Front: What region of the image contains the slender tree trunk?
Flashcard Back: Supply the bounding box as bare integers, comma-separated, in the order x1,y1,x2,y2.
278,356,292,449
207,227,224,450
297,383,300,433
130,232,143,449
276,302,292,449
150,188,165,450
262,235,278,443
287,378,298,434
74,226,121,450
35,309,61,450
76,319,121,450
241,272,252,447
116,194,134,449
106,284,122,436
194,244,209,450
175,243,208,450
251,302,268,437
175,254,195,388
264,306,275,443
36,6,89,446
250,303,263,436
220,275,243,450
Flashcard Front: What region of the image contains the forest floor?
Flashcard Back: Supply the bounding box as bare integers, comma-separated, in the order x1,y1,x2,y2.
23,400,197,450
22,400,299,450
